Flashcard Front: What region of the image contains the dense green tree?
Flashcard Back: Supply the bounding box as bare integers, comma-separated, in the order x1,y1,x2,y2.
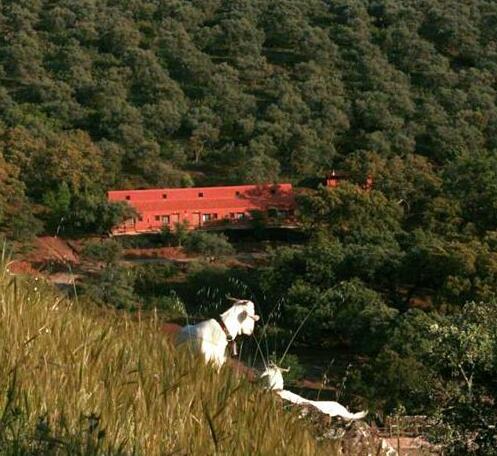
80,238,137,309
443,150,497,233
42,181,71,232
81,265,138,310
427,301,497,455
0,150,41,241
361,301,497,455
184,231,234,257
297,183,404,244
82,239,123,267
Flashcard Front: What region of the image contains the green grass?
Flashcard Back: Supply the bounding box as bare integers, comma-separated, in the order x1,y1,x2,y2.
0,251,340,455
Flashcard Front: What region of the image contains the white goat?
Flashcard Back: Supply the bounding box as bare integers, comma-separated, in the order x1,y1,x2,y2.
260,364,367,421
176,299,260,368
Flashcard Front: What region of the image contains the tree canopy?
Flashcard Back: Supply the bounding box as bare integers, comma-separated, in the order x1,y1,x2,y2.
1,0,497,237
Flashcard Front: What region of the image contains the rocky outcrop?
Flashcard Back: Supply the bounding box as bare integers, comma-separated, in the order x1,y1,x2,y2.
293,405,398,456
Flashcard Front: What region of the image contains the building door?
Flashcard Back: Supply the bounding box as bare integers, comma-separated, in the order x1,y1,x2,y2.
171,213,179,225
193,212,201,227
125,217,136,233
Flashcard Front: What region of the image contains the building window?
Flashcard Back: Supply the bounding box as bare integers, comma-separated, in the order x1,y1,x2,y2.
162,215,170,224
138,216,143,221
229,212,235,218
125,195,131,200
155,215,160,221
198,192,204,197
235,191,241,197
202,213,216,222
162,193,167,199
235,212,244,219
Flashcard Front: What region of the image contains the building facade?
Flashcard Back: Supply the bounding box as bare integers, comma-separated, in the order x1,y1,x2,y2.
108,183,295,235
325,171,373,190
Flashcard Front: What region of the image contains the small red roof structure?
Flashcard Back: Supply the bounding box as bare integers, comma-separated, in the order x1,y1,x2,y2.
108,183,295,235
325,171,373,191
325,170,347,188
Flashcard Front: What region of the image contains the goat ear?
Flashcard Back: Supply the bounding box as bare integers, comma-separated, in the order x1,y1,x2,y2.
237,310,248,322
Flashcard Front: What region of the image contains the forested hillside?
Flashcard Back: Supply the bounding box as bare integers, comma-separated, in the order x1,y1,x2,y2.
1,0,497,236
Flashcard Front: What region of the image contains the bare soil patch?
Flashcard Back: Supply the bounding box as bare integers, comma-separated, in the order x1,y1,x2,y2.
25,236,79,266
8,260,41,276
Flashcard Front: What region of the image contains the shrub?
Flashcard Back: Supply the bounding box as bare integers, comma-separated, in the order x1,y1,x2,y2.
82,239,123,265
115,233,163,249
134,263,179,297
175,264,258,317
146,294,187,318
161,221,190,247
79,265,138,310
184,231,234,256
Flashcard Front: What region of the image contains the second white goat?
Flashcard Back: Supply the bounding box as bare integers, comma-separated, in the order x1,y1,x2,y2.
260,364,367,420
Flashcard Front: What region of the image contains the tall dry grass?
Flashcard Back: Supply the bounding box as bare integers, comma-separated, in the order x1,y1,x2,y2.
0,251,339,455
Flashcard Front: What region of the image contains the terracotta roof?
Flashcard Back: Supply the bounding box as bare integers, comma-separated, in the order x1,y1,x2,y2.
108,183,293,202
130,196,294,213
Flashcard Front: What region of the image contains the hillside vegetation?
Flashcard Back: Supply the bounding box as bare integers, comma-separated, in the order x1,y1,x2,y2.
1,0,497,236
0,253,341,455
2,1,497,453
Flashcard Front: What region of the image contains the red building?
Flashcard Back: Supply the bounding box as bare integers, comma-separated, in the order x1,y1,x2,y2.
325,170,347,188
326,171,373,191
108,183,295,235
